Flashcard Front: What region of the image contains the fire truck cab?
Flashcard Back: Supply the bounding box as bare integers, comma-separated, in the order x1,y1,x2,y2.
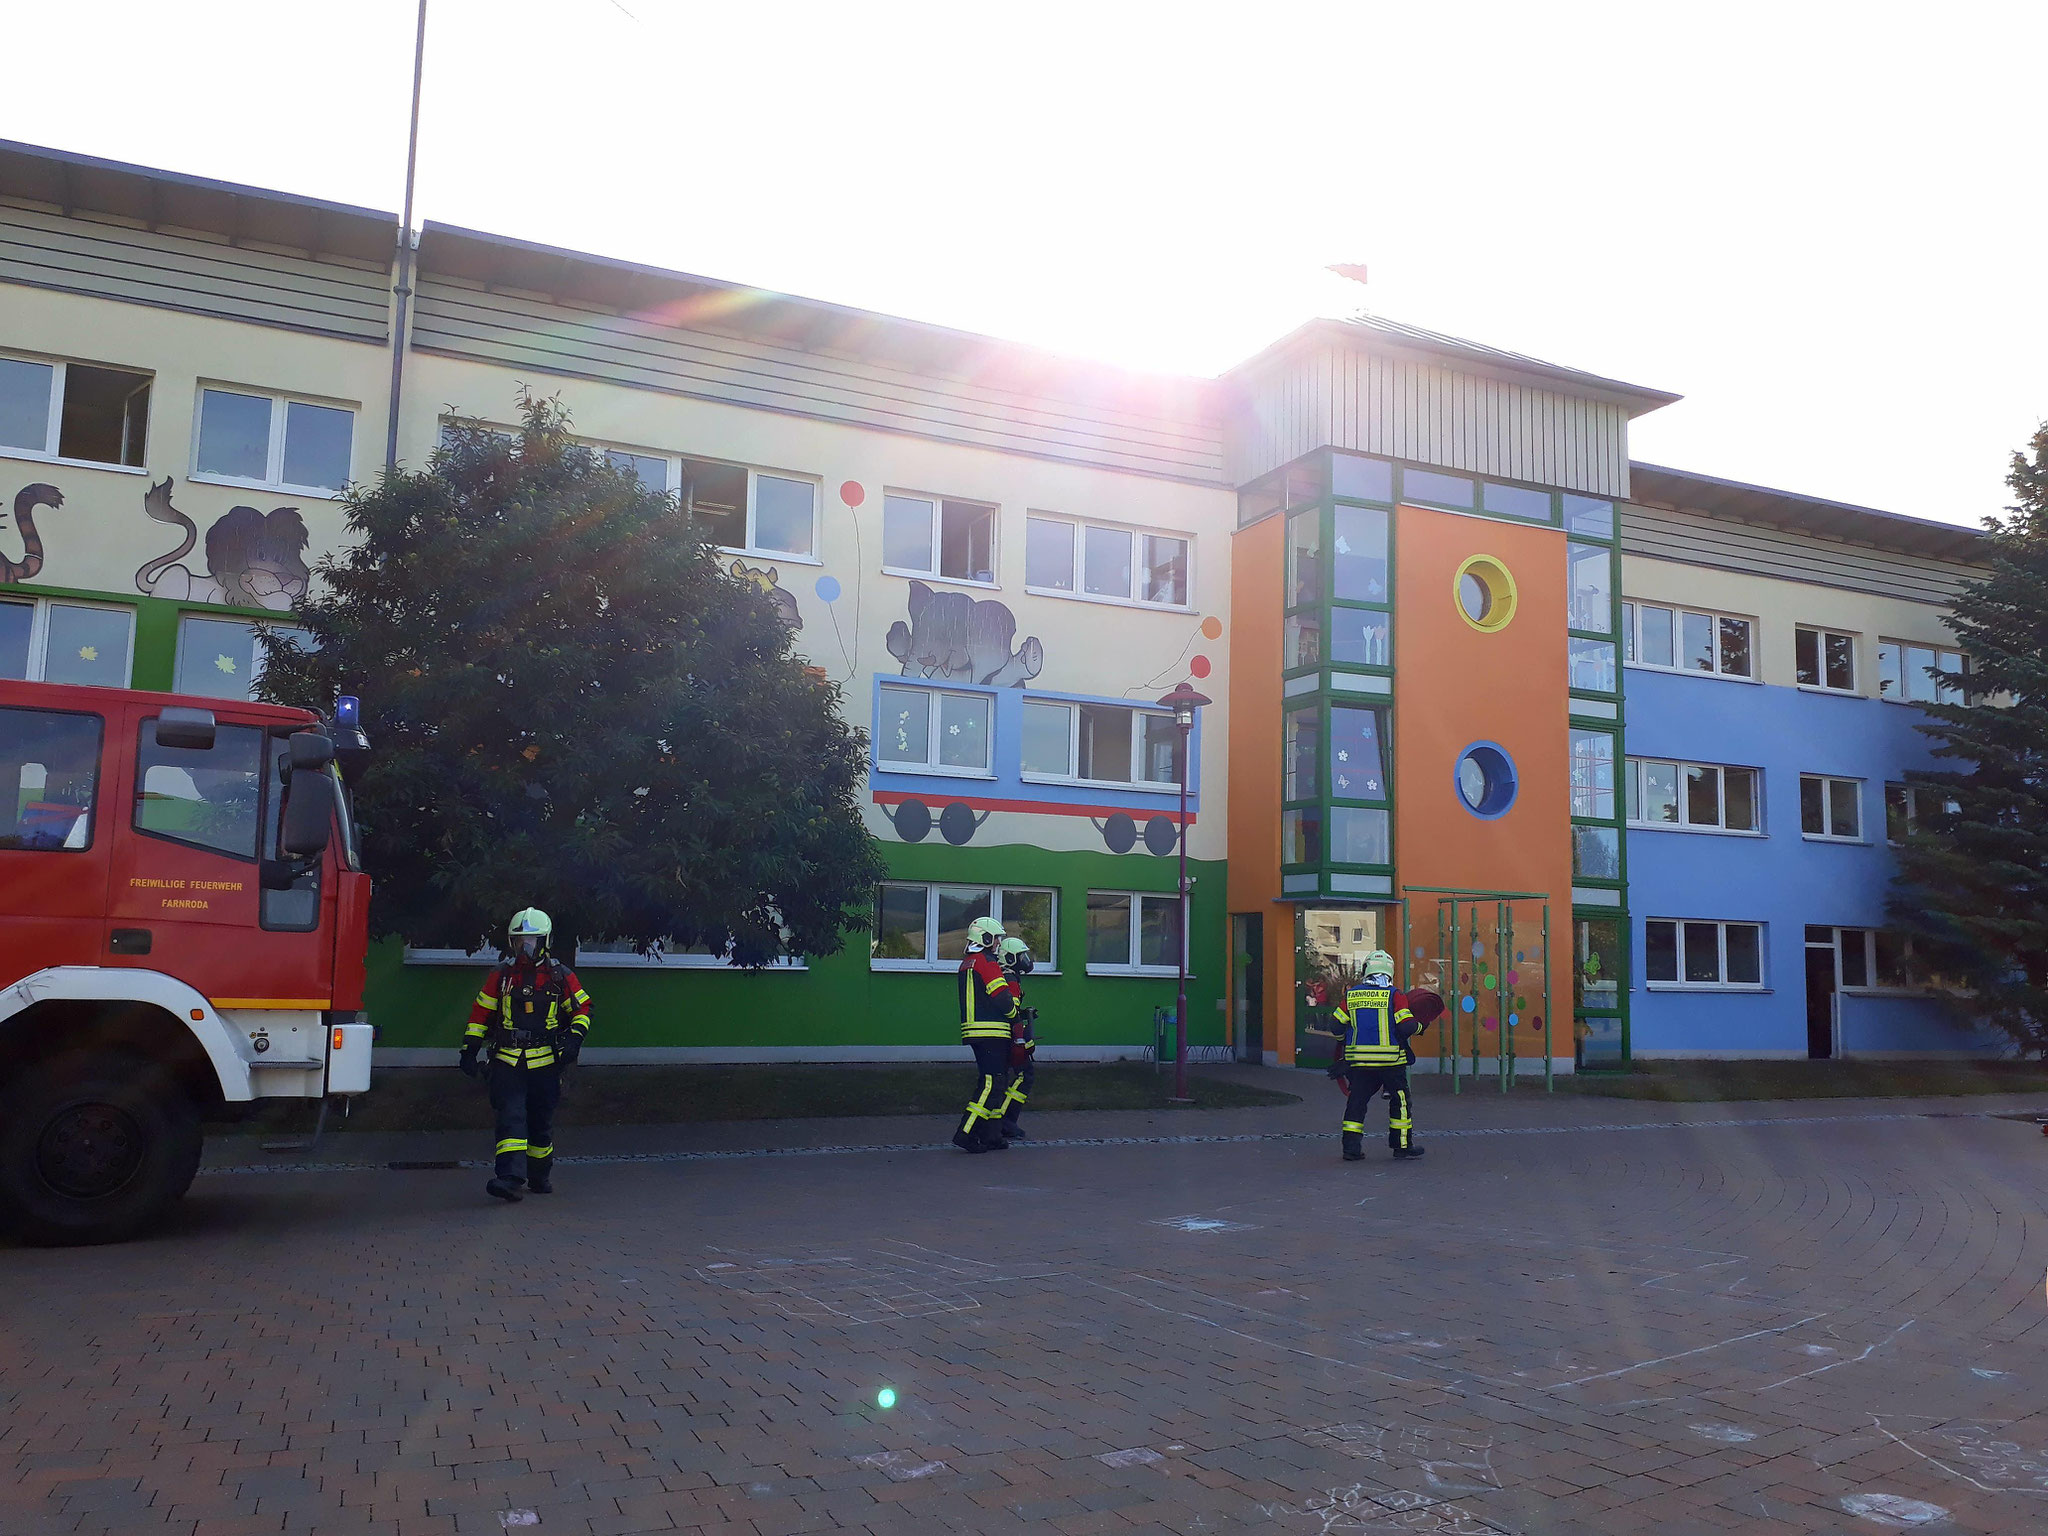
0,679,372,1245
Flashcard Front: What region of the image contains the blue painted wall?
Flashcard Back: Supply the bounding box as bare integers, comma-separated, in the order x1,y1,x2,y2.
1622,668,1998,1057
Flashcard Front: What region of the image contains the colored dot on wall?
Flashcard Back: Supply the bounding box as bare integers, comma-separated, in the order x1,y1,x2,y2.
1471,942,1485,959
1483,1016,1498,1031
1516,950,1526,962
1460,996,1476,1014
1190,655,1212,679
1413,946,1425,959
1481,972,1496,989
1508,1012,1519,1028
839,481,866,506
1506,970,1519,986
1200,615,1224,640
814,575,842,603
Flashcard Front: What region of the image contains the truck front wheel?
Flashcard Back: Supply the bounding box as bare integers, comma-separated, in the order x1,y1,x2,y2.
0,1053,203,1246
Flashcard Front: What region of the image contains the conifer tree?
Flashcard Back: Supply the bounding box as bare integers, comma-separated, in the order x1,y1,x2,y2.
1888,423,2048,1052
258,394,883,965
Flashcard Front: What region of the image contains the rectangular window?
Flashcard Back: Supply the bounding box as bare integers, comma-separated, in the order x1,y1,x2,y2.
1327,705,1387,800
1024,515,1189,607
196,386,354,493
1800,775,1862,841
1796,627,1858,692
1569,637,1617,694
0,705,102,851
1567,542,1612,633
1563,495,1616,540
1287,509,1322,608
1086,890,1184,974
1401,469,1475,510
872,883,1056,970
1483,481,1553,521
677,457,817,557
1569,729,1615,819
1625,758,1761,833
1328,609,1390,668
1282,807,1320,864
1626,601,1753,679
884,492,995,583
1286,707,1319,802
1021,701,1178,787
0,596,134,688
1876,640,1968,705
1328,806,1390,864
875,685,990,773
1831,927,1920,992
1645,918,1765,988
1883,783,1954,843
173,615,311,702
1331,453,1393,503
1573,824,1621,881
133,717,265,860
1286,612,1322,671
604,448,672,495
1330,504,1389,604
0,351,151,468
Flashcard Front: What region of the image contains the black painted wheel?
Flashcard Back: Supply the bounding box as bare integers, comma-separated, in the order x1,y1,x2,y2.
0,1054,201,1246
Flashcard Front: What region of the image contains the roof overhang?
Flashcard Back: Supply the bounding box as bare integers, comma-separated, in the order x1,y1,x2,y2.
0,138,397,265
1629,462,1987,562
415,220,1218,416
1227,314,1682,419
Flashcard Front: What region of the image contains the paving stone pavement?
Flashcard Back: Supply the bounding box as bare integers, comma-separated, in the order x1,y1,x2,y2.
5,1076,2048,1536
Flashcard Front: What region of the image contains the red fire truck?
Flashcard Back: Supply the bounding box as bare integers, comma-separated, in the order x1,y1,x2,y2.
0,679,373,1245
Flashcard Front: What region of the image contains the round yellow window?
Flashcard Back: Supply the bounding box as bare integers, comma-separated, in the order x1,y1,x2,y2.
1452,554,1518,633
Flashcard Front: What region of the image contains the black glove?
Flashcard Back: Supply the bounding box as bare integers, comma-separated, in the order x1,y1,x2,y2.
458,1042,483,1079
1326,1058,1347,1081
557,1033,582,1067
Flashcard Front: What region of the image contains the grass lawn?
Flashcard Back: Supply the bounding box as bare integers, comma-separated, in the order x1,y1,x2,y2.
216,1061,1301,1135
1554,1058,2048,1102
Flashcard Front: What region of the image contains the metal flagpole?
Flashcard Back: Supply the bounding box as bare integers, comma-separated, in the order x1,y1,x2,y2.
384,0,428,475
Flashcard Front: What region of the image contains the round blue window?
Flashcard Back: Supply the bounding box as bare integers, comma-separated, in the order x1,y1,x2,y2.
1454,742,1518,819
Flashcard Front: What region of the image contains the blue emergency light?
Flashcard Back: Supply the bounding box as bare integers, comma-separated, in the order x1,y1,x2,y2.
335,695,361,727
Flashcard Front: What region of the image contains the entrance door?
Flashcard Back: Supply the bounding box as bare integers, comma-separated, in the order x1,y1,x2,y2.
1231,913,1263,1063
1803,928,1837,1059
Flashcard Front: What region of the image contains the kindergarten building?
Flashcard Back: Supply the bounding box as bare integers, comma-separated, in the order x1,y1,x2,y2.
0,137,2002,1069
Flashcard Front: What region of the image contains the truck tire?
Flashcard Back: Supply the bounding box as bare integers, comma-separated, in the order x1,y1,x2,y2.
0,1053,203,1246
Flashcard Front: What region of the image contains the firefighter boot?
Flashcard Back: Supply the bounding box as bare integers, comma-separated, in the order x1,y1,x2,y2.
527,1164,553,1194
486,1176,524,1202
1394,1145,1427,1161
1342,1120,1366,1161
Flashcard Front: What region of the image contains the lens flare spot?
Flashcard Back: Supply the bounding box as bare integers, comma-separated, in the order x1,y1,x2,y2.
876,1388,897,1409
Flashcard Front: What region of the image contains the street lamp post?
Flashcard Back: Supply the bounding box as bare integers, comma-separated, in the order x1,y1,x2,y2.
1156,681,1212,1104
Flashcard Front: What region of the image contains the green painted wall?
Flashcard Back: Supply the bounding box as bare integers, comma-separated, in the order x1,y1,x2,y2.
367,839,1229,1053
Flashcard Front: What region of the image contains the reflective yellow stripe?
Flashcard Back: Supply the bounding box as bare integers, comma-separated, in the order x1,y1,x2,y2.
962,1024,1011,1038
464,1023,487,1039
496,1138,527,1154
984,976,1008,994
529,1144,552,1159
474,991,496,1009
215,997,330,1009
1341,1121,1365,1132
1394,1008,1415,1023
1001,1083,1027,1109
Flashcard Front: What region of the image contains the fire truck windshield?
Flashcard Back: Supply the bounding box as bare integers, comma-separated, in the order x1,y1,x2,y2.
330,765,362,872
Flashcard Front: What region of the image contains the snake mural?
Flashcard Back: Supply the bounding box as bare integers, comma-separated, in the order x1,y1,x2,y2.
0,483,63,584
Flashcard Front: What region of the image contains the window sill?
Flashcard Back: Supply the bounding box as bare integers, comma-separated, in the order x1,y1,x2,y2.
574,954,807,970
0,448,150,476
1643,983,1771,993
1796,683,1863,699
1086,965,1186,979
188,472,344,501
1627,823,1765,838
1800,834,1869,846
873,763,997,780
1021,585,1194,615
881,566,999,591
1020,771,1181,795
1840,985,1928,998
869,961,1063,976
1622,663,1761,685
715,544,821,567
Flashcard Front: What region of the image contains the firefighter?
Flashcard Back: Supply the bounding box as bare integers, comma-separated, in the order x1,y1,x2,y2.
953,916,1020,1153
1328,949,1433,1162
458,908,593,1201
995,936,1038,1140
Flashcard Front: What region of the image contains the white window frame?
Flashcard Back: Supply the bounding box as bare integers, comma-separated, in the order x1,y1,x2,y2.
171,614,309,703
1799,774,1864,843
0,347,153,474
0,594,135,687
191,383,358,499
881,489,998,588
1085,889,1187,977
1019,697,1181,793
1829,926,1923,995
1624,757,1763,835
1621,600,1757,681
1876,638,1969,706
875,684,995,777
1022,513,1194,611
1883,782,1956,844
680,453,821,562
1643,918,1766,991
869,883,1060,973
1794,625,1860,694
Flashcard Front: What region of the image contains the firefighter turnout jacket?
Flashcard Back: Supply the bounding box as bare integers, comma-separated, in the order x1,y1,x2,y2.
959,950,1020,1040
465,958,593,1067
1333,981,1418,1067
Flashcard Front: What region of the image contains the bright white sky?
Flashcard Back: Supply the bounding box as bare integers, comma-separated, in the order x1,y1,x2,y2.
7,1,2042,527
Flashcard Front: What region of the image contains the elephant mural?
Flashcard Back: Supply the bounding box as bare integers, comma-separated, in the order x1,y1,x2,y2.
885,579,1043,686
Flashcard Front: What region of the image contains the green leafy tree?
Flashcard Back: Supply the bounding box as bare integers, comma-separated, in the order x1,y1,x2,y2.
258,395,883,966
1888,423,2048,1053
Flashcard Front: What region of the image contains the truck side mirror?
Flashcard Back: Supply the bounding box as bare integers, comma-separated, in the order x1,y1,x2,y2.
280,768,336,857
289,732,336,771
155,707,217,751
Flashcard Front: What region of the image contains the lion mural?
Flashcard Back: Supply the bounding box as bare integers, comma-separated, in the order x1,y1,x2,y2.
134,477,310,611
